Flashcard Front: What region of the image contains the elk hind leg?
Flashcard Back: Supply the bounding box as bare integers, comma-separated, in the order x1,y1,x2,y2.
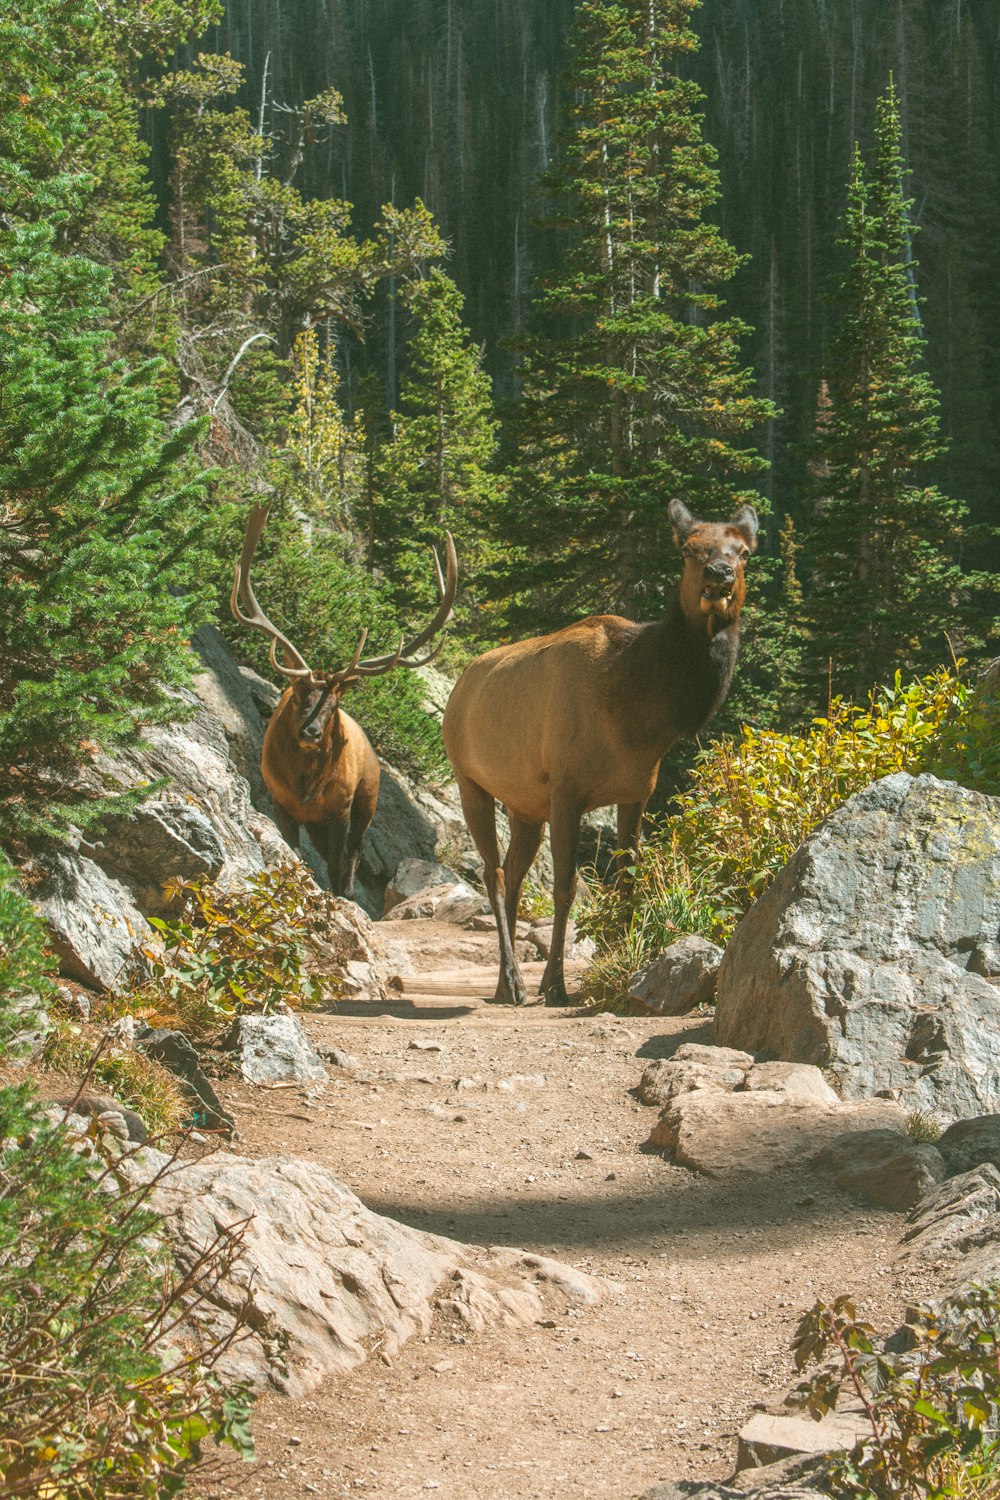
503,816,545,937
455,774,526,1006
541,795,583,1006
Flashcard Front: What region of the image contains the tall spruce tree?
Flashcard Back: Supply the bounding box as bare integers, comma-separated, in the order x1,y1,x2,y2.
373,269,503,634
502,0,773,624
805,83,973,699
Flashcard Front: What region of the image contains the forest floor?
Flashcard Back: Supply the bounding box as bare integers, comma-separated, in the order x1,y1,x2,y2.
195,916,930,1500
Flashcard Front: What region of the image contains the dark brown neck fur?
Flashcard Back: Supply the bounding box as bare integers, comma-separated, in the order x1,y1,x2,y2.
615,592,742,753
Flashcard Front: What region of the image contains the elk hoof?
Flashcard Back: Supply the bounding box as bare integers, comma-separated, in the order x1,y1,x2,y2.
542,983,575,1008
494,975,527,1006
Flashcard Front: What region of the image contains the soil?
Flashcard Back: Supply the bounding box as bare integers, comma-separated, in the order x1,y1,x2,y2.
188,914,934,1500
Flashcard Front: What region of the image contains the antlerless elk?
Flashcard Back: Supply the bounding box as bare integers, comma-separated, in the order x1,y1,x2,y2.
232,504,457,898
442,498,758,1005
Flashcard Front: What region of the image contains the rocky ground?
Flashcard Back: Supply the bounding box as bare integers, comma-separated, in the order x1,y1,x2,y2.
192,917,929,1500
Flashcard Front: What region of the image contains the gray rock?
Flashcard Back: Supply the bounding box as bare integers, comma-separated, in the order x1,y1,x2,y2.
83,800,226,914
135,1025,233,1134
900,1165,1000,1262
50,1091,148,1143
744,1063,839,1105
387,881,486,923
715,774,1000,1117
627,935,724,1015
638,1057,749,1108
33,852,153,991
384,858,462,913
815,1128,945,1210
675,1043,755,1068
149,1150,604,1396
649,1089,906,1176
225,1011,329,1085
937,1115,1000,1178
640,1459,826,1500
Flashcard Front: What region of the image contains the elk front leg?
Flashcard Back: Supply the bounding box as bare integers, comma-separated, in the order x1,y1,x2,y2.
324,811,352,897
456,774,526,1005
273,805,301,853
541,795,583,1006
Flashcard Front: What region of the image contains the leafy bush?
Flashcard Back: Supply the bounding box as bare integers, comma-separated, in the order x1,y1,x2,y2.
794,1288,1000,1498
0,852,55,1058
131,864,339,1038
579,665,991,1006
0,1085,253,1497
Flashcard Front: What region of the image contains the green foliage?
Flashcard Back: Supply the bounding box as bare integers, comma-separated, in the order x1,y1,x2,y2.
133,865,337,1035
501,0,774,626
0,227,213,844
805,83,985,699
793,1287,1000,1498
577,843,721,1009
0,1085,253,1497
0,853,56,1058
906,1111,944,1145
579,664,986,1004
372,269,504,639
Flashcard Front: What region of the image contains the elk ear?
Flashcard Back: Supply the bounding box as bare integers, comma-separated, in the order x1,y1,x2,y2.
731,504,759,550
668,499,697,547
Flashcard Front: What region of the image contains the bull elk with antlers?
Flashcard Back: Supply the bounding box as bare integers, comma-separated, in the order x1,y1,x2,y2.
232,504,457,899
442,498,758,1006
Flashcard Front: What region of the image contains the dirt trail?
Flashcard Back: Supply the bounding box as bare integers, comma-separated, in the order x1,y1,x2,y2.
198,918,928,1500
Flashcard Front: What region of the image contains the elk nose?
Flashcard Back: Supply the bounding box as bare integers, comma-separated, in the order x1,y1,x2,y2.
704,559,735,586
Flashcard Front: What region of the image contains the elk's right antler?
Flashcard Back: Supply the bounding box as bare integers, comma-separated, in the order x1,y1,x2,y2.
230,503,314,679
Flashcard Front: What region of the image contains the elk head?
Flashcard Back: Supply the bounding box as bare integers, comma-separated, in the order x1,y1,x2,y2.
668,498,758,626
230,503,458,739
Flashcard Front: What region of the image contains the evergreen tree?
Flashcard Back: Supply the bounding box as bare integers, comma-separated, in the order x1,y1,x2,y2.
502,0,774,624
0,228,212,844
805,83,976,699
373,270,503,632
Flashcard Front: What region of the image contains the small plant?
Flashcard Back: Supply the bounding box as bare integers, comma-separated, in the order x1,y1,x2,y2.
517,872,554,921
40,1021,189,1134
793,1288,1000,1498
0,1084,254,1497
134,864,337,1037
907,1110,944,1145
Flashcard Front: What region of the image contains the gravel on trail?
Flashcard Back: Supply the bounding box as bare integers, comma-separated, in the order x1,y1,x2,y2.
194,918,926,1500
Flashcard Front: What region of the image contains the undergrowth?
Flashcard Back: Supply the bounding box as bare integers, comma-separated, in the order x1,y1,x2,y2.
40,1021,189,1133
128,863,340,1039
578,664,995,1007
794,1288,1000,1498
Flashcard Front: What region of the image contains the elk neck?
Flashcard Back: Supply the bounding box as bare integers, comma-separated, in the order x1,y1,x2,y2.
616,590,743,751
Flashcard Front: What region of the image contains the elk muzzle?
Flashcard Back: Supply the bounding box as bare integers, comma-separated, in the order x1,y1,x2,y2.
700,559,736,612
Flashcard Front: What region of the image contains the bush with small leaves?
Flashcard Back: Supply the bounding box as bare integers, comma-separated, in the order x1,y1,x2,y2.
793,1288,1000,1498
132,863,340,1037
0,1086,254,1498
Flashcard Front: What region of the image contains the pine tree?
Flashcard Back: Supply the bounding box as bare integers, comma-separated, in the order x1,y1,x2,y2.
502,0,774,624
373,269,503,633
0,228,212,844
805,83,975,700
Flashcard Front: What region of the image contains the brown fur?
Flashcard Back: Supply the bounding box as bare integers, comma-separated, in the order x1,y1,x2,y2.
263,682,380,900
442,500,758,1005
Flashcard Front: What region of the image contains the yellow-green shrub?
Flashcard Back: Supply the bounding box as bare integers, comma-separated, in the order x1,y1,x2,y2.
580,664,993,1006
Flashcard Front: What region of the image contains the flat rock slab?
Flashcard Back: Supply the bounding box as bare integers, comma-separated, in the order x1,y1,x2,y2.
150,1150,603,1398
649,1089,906,1177
900,1165,1000,1267
736,1411,868,1472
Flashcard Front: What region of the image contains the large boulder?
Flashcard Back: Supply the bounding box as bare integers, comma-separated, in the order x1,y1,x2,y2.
815,1128,946,1210
224,1011,329,1086
714,774,1000,1117
384,857,466,913
33,852,153,991
146,1150,603,1398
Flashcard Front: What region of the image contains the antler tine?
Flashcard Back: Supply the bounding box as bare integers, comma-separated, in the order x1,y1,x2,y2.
326,628,370,688
230,503,313,680
352,531,458,678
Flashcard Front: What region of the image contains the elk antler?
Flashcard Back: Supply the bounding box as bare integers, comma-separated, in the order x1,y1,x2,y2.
230,503,314,679
348,531,458,679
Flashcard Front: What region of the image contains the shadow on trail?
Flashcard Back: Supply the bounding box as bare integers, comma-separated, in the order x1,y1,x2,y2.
364,1170,855,1258
634,1020,714,1059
